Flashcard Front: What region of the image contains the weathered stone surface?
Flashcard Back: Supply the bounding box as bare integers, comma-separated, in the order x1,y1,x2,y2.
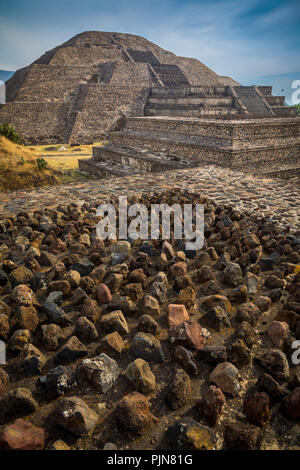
235,321,257,348
244,392,270,427
237,302,260,326
53,397,98,437
75,316,98,342
174,345,198,375
223,262,243,287
11,305,39,332
10,266,33,287
65,269,81,288
201,295,231,313
257,373,286,399
209,362,240,396
0,183,299,450
197,385,225,426
172,320,205,351
167,304,189,330
40,365,75,399
124,282,143,301
108,296,136,315
142,295,160,316
255,349,290,381
47,439,70,450
137,314,159,335
165,368,191,410
97,283,112,304
282,388,300,421
167,417,215,450
229,284,248,303
125,358,156,394
56,336,88,364
0,419,47,450
201,306,231,331
132,332,164,363
116,392,158,436
11,284,37,307
255,295,272,312
98,331,125,357
40,323,63,351
0,314,9,341
0,368,9,396
19,343,46,375
76,353,119,393
0,388,38,424
99,310,129,335
225,422,262,450
82,297,100,323
44,302,72,326
198,345,227,365
228,339,251,367
267,321,289,348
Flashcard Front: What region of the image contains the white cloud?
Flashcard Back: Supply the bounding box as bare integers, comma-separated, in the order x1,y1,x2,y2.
0,0,298,80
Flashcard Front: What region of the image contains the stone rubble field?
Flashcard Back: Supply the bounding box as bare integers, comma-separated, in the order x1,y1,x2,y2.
0,165,299,229
0,180,299,450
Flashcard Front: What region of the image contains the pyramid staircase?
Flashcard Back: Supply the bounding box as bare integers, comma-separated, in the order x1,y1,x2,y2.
145,86,240,118
257,86,298,117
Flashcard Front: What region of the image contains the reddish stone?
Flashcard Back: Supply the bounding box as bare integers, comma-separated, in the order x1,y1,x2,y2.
97,283,112,304
244,392,270,427
48,280,71,295
167,304,189,330
0,368,9,395
197,385,225,426
127,268,147,286
124,283,143,301
0,419,47,450
98,331,125,357
49,238,67,254
116,392,159,435
267,321,289,348
173,320,204,350
282,387,300,421
169,262,187,278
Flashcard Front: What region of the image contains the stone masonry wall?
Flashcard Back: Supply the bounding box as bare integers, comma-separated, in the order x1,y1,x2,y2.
68,85,149,143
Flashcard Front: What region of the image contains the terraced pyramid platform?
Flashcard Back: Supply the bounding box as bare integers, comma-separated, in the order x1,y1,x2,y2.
79,114,300,179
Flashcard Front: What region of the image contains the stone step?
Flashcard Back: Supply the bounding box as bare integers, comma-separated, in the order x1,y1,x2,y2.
125,116,300,141
257,86,273,96
147,96,233,106
150,86,227,98
145,106,239,117
109,129,229,149
93,144,195,172
261,164,300,179
264,95,285,106
151,64,190,87
271,106,298,117
78,157,139,179
234,86,273,117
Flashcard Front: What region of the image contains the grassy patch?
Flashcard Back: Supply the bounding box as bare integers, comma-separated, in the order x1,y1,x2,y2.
60,170,95,184
0,136,59,191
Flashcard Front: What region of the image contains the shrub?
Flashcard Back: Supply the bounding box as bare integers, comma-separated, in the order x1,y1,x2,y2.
0,122,21,144
36,158,48,170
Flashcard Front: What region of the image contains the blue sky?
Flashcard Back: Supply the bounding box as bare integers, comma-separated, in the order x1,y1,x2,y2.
0,0,299,102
